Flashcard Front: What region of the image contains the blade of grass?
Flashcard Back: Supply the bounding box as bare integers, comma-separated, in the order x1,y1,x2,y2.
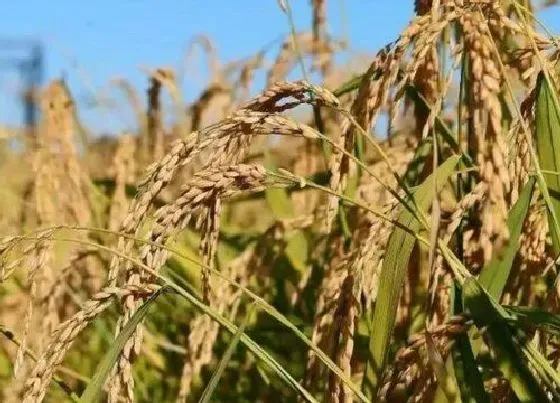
462,278,548,402
459,48,475,194
504,306,560,336
169,282,319,402
278,0,331,167
449,47,490,402
285,230,309,275
403,137,432,187
514,328,560,399
451,284,490,403
363,155,461,397
535,71,560,259
426,328,460,402
405,85,473,167
80,286,169,403
164,236,366,400
332,70,382,98
263,151,312,272
264,150,294,219
425,99,459,403
199,303,256,403
478,176,536,300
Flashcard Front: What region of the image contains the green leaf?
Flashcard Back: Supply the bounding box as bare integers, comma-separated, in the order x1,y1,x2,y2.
535,71,560,257
426,329,460,403
265,151,311,276
199,304,256,403
515,328,560,399
284,230,308,274
504,305,560,335
478,176,536,300
449,51,491,403
403,137,432,187
80,287,169,403
405,85,473,167
171,284,319,402
332,69,383,98
363,155,461,397
451,284,490,403
265,186,293,219
264,151,293,219
462,278,548,402
166,236,201,288
161,241,368,401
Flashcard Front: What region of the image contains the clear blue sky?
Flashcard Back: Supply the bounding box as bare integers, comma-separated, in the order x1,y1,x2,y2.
0,1,558,134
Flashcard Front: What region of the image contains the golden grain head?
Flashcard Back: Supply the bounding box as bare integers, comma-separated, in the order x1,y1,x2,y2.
2,2,560,402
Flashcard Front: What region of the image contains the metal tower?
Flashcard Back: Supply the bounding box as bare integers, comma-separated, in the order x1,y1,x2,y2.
0,39,44,139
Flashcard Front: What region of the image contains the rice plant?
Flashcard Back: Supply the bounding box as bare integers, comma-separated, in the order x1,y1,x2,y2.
3,0,560,401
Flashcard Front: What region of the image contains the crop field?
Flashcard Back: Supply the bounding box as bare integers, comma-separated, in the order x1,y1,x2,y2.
3,0,560,402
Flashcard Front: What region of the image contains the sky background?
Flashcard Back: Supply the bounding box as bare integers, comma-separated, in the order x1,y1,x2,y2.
0,1,559,134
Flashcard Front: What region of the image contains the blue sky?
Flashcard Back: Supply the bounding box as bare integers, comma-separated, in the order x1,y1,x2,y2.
0,1,412,133
0,1,558,134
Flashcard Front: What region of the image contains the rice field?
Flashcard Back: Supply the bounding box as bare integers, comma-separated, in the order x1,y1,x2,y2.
3,0,560,401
